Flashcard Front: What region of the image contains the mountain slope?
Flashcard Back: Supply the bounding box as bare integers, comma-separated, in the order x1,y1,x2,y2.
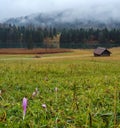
3,10,120,29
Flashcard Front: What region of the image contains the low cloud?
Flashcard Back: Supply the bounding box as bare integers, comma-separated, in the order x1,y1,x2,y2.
0,0,120,22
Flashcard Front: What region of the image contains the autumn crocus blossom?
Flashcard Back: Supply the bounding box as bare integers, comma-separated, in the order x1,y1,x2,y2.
22,97,27,120
42,104,47,109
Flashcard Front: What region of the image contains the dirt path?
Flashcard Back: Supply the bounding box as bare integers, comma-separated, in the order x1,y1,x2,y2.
0,54,91,61
41,54,91,60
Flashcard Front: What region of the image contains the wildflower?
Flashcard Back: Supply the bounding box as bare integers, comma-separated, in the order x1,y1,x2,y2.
32,87,39,97
42,104,47,109
22,97,27,120
35,87,38,92
55,87,58,92
35,87,39,95
32,91,37,97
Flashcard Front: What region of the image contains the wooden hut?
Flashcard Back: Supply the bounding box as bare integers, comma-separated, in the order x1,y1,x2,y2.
94,47,111,56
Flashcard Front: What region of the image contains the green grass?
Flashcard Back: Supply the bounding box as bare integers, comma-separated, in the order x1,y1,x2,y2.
0,48,120,127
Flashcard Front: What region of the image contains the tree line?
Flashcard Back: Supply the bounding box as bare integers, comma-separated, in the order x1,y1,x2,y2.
60,28,120,48
0,24,57,49
0,24,120,49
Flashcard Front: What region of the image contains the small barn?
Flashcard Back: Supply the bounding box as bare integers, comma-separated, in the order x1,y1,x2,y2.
94,47,111,56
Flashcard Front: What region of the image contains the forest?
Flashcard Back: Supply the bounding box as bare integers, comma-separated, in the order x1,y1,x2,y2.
0,24,120,48
0,24,57,48
60,28,120,48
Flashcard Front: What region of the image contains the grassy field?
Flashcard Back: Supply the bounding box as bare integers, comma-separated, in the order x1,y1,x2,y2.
0,47,120,127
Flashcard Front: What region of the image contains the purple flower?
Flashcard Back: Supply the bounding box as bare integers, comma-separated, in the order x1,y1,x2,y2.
42,104,46,109
22,97,27,120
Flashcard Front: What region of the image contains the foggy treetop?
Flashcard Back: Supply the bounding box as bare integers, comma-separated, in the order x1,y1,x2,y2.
0,0,120,22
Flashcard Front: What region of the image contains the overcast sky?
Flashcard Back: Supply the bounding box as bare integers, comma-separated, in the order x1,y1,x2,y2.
1,0,120,21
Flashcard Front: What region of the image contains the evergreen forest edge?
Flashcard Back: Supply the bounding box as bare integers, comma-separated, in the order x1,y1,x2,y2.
0,24,120,49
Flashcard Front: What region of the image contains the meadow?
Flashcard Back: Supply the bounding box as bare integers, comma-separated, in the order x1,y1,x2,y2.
0,48,120,128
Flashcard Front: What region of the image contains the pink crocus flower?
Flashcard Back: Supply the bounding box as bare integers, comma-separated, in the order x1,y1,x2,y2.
42,104,47,109
22,97,28,120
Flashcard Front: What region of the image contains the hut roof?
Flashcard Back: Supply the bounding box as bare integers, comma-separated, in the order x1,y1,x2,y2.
94,47,111,55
